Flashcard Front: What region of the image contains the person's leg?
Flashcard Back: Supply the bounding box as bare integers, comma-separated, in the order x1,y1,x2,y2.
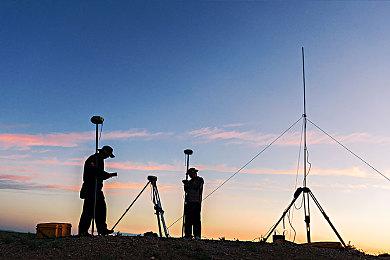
184,203,193,238
193,203,202,239
78,198,93,235
95,191,108,234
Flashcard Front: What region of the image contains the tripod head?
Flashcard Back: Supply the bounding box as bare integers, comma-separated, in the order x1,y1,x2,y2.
91,116,104,125
148,175,158,183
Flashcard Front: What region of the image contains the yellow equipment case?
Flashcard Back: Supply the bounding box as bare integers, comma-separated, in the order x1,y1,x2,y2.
36,223,72,238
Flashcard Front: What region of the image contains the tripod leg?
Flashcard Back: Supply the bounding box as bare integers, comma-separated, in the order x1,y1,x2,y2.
152,183,170,237
303,191,311,243
308,191,346,247
111,181,150,231
263,188,303,242
152,186,163,237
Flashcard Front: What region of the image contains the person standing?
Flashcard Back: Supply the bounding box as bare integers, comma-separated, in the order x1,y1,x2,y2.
182,167,204,239
78,145,117,236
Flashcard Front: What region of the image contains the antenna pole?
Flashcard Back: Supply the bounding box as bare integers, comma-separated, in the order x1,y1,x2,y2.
302,47,311,243
182,149,193,237
262,48,345,246
302,47,307,187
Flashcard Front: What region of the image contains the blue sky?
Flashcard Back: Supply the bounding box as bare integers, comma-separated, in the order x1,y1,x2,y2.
1,1,390,253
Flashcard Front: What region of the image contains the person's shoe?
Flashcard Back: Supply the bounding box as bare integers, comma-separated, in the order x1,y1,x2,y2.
99,229,114,236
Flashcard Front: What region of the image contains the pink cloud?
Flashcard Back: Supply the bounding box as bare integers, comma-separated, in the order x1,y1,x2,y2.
0,154,31,160
105,181,174,192
0,129,168,149
0,174,32,181
189,127,390,146
0,165,38,175
45,184,80,192
0,132,90,148
189,127,301,146
32,158,83,166
16,157,181,173
107,161,181,172
197,163,372,178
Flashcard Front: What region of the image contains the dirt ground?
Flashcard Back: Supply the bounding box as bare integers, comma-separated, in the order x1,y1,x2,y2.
0,231,389,259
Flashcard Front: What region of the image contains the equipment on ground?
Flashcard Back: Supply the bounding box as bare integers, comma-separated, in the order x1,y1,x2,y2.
272,233,285,243
90,115,104,236
111,175,169,238
182,149,193,237
36,223,71,239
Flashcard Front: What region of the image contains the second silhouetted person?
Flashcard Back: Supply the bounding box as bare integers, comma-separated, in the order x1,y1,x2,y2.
182,167,204,239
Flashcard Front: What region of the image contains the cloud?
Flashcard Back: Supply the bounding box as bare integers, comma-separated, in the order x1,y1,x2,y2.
32,158,83,167
0,123,30,130
0,165,38,175
0,154,31,160
189,127,301,146
0,129,169,149
17,154,382,179
0,179,77,191
0,175,173,193
189,127,390,147
107,161,181,172
26,157,183,172
197,163,374,178
0,174,32,182
222,123,245,128
104,181,174,192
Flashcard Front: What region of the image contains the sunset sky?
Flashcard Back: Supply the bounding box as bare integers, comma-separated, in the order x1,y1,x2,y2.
1,1,390,254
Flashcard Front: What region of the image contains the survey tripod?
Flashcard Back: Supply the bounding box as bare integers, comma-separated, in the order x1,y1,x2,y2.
111,175,169,238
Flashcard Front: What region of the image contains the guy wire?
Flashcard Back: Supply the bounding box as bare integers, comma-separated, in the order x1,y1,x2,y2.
307,118,390,183
287,118,304,242
167,116,304,230
304,150,312,179
287,209,297,242
294,120,304,190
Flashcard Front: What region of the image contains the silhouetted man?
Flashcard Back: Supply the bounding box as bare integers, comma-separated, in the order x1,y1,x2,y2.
183,167,204,239
78,145,117,236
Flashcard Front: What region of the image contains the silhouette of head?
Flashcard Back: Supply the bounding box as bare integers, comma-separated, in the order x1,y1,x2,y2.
187,167,198,179
99,145,115,159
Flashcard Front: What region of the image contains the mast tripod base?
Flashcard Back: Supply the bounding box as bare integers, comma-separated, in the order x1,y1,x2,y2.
262,187,346,247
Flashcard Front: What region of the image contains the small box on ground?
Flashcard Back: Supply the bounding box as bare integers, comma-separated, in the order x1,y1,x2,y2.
36,223,72,238
273,234,285,242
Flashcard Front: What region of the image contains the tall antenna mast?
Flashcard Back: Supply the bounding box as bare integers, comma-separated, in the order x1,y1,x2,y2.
262,48,346,247
302,46,311,243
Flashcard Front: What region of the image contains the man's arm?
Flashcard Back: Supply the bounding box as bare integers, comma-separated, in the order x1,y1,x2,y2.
102,172,117,180
84,157,117,180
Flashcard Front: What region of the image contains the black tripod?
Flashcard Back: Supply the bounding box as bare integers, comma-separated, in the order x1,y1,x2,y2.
111,175,169,238
261,187,346,246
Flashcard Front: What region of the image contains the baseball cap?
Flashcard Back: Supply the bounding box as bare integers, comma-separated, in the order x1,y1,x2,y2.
187,167,198,174
99,145,115,158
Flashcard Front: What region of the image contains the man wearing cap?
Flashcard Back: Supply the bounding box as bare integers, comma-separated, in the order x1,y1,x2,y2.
182,167,204,239
78,145,117,236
